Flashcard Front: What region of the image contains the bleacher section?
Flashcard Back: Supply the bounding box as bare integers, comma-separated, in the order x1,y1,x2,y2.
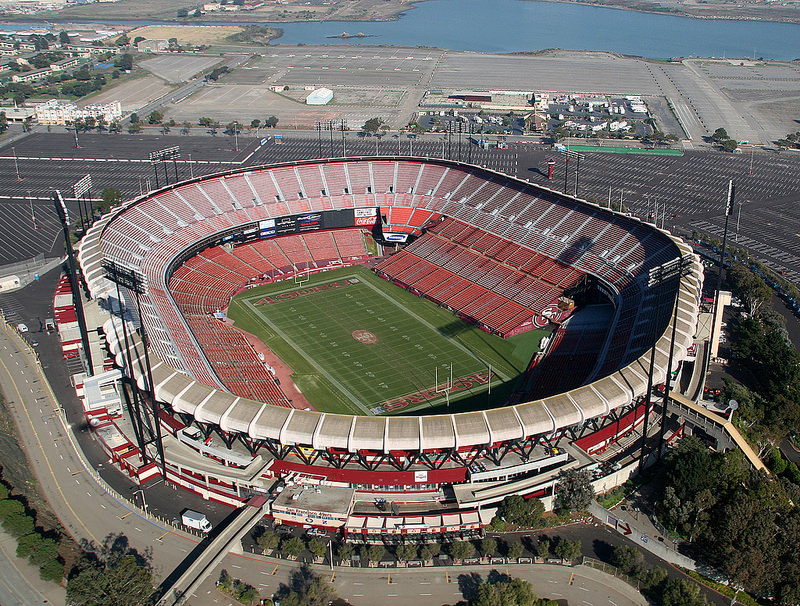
374,217,584,336
527,304,615,397
78,158,703,455
166,229,372,400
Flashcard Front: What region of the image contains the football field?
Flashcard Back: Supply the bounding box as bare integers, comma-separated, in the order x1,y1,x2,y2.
227,266,545,416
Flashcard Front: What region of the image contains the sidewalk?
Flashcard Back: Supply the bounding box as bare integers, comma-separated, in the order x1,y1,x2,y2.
588,500,696,570
0,528,66,606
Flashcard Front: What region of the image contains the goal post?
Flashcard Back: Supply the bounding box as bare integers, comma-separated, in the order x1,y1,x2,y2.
293,264,310,286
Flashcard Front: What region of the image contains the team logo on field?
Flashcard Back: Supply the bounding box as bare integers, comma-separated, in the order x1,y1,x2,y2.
352,330,378,344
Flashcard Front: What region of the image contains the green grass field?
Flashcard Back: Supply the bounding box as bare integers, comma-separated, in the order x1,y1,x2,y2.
227,266,547,416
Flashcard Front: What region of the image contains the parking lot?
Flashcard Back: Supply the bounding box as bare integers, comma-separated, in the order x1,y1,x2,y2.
1,130,799,282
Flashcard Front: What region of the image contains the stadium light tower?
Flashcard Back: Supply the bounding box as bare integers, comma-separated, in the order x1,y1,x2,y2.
149,146,180,188
639,254,694,470
656,254,695,460
73,174,92,231
52,191,94,375
707,180,736,368
103,260,167,482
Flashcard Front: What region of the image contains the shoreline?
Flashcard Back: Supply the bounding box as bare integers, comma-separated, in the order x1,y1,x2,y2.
4,0,800,28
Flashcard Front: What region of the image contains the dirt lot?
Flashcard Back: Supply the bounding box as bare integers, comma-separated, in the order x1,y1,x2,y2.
81,74,173,113
139,55,224,83
127,25,244,45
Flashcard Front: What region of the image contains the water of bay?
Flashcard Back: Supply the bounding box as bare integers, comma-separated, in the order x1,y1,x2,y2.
270,0,800,60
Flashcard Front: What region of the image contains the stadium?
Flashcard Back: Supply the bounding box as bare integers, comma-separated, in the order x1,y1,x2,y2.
75,156,702,537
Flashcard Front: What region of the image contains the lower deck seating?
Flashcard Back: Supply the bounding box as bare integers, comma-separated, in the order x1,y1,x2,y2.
168,229,373,400
374,218,586,336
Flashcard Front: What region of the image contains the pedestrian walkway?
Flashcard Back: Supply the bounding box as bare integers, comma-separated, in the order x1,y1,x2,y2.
588,501,696,570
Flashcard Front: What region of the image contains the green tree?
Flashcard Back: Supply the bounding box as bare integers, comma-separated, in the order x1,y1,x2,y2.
711,127,729,142
499,494,545,527
554,468,595,512
362,544,384,565
722,138,738,152
66,554,154,606
282,536,305,558
363,117,384,133
611,545,643,572
219,568,233,590
481,537,497,557
250,119,261,130
0,111,8,133
59,31,71,45
256,529,279,551
335,542,353,562
128,122,142,134
115,54,133,71
129,112,139,124
147,111,163,124
536,537,551,559
39,558,64,583
0,485,8,500
448,540,476,561
17,533,59,566
233,580,259,605
661,578,706,606
395,543,417,563
419,542,440,562
637,565,668,590
506,540,524,560
264,115,279,128
177,8,189,17
279,566,337,606
307,538,327,559
0,500,33,537
472,576,548,606
728,264,771,318
554,539,582,562
100,188,122,212
133,36,145,45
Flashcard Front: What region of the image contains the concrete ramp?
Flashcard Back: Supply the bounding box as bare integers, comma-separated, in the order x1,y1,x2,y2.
157,496,269,606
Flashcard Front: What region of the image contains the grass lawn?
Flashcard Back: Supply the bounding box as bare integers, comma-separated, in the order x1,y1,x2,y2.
227,266,547,416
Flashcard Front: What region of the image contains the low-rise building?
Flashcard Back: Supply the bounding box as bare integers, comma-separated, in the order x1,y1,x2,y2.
137,39,168,53
306,87,333,105
34,99,122,125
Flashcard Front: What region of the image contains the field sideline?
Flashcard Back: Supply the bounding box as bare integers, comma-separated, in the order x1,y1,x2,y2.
227,266,546,416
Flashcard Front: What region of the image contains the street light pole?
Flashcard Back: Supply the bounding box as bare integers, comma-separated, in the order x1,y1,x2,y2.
12,147,22,181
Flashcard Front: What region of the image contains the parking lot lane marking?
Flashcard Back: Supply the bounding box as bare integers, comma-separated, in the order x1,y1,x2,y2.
271,564,279,575
157,532,169,541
